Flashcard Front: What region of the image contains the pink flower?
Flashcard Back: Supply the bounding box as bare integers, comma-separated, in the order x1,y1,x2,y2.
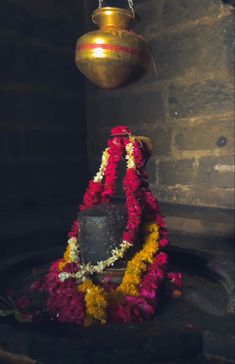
140,284,157,299
123,170,141,191
111,126,130,136
140,252,168,301
123,231,135,243
113,296,155,323
47,279,85,325
143,190,159,213
156,252,168,266
167,272,183,288
68,220,79,238
42,260,62,295
101,139,123,201
80,181,104,211
133,140,145,169
140,268,164,299
50,259,62,273
159,238,168,247
156,215,166,228
63,262,79,274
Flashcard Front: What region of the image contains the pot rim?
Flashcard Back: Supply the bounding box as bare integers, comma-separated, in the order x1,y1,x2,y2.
92,7,134,25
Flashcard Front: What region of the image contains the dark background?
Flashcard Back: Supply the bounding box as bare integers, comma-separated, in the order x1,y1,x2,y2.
0,0,88,257
0,0,234,259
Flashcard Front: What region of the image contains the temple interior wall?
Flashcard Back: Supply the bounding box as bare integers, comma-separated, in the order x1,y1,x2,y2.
85,0,234,253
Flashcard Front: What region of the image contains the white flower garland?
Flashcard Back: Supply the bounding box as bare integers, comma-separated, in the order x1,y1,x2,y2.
59,240,132,282
93,147,110,183
67,237,80,263
125,136,136,169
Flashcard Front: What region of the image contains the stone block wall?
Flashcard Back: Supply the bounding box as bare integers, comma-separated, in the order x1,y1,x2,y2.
84,0,234,244
0,0,87,255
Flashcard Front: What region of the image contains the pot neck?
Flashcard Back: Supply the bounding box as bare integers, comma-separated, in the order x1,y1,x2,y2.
92,7,134,30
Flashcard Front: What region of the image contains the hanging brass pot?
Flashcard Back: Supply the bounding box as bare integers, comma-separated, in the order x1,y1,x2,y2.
75,7,151,89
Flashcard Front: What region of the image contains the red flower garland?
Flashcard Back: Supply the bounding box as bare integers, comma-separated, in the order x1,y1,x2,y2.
101,137,124,203
38,126,182,325
140,252,168,300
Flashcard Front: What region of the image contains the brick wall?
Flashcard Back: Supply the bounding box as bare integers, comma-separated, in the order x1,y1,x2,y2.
84,0,234,245
0,0,87,255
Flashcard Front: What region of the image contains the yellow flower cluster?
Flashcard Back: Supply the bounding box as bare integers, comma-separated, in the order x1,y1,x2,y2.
58,261,66,271
58,237,79,271
117,222,159,296
64,243,73,263
78,279,108,324
77,222,159,323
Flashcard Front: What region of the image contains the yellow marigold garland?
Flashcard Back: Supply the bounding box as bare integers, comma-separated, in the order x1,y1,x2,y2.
77,222,159,322
117,222,159,296
78,279,108,324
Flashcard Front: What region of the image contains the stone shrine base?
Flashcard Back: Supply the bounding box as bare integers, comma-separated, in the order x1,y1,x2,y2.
0,243,234,364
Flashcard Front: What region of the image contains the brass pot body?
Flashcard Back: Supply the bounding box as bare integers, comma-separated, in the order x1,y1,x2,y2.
75,7,150,89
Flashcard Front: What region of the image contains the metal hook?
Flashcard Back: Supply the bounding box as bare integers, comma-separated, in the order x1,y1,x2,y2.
97,0,135,17
128,0,135,18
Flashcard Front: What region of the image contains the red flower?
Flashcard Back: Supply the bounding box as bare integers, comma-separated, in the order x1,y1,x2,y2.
156,252,168,266
62,262,79,274
47,279,85,325
113,296,155,323
167,272,183,288
102,137,123,201
123,169,141,191
123,230,135,242
156,215,166,228
68,220,79,238
140,252,168,301
140,282,157,299
111,126,130,136
42,260,62,295
80,181,104,211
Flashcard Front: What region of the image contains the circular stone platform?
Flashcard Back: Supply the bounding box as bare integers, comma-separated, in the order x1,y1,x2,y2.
0,245,234,364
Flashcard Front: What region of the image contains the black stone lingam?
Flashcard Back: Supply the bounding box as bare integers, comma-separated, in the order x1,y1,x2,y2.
78,203,142,269
77,134,152,275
